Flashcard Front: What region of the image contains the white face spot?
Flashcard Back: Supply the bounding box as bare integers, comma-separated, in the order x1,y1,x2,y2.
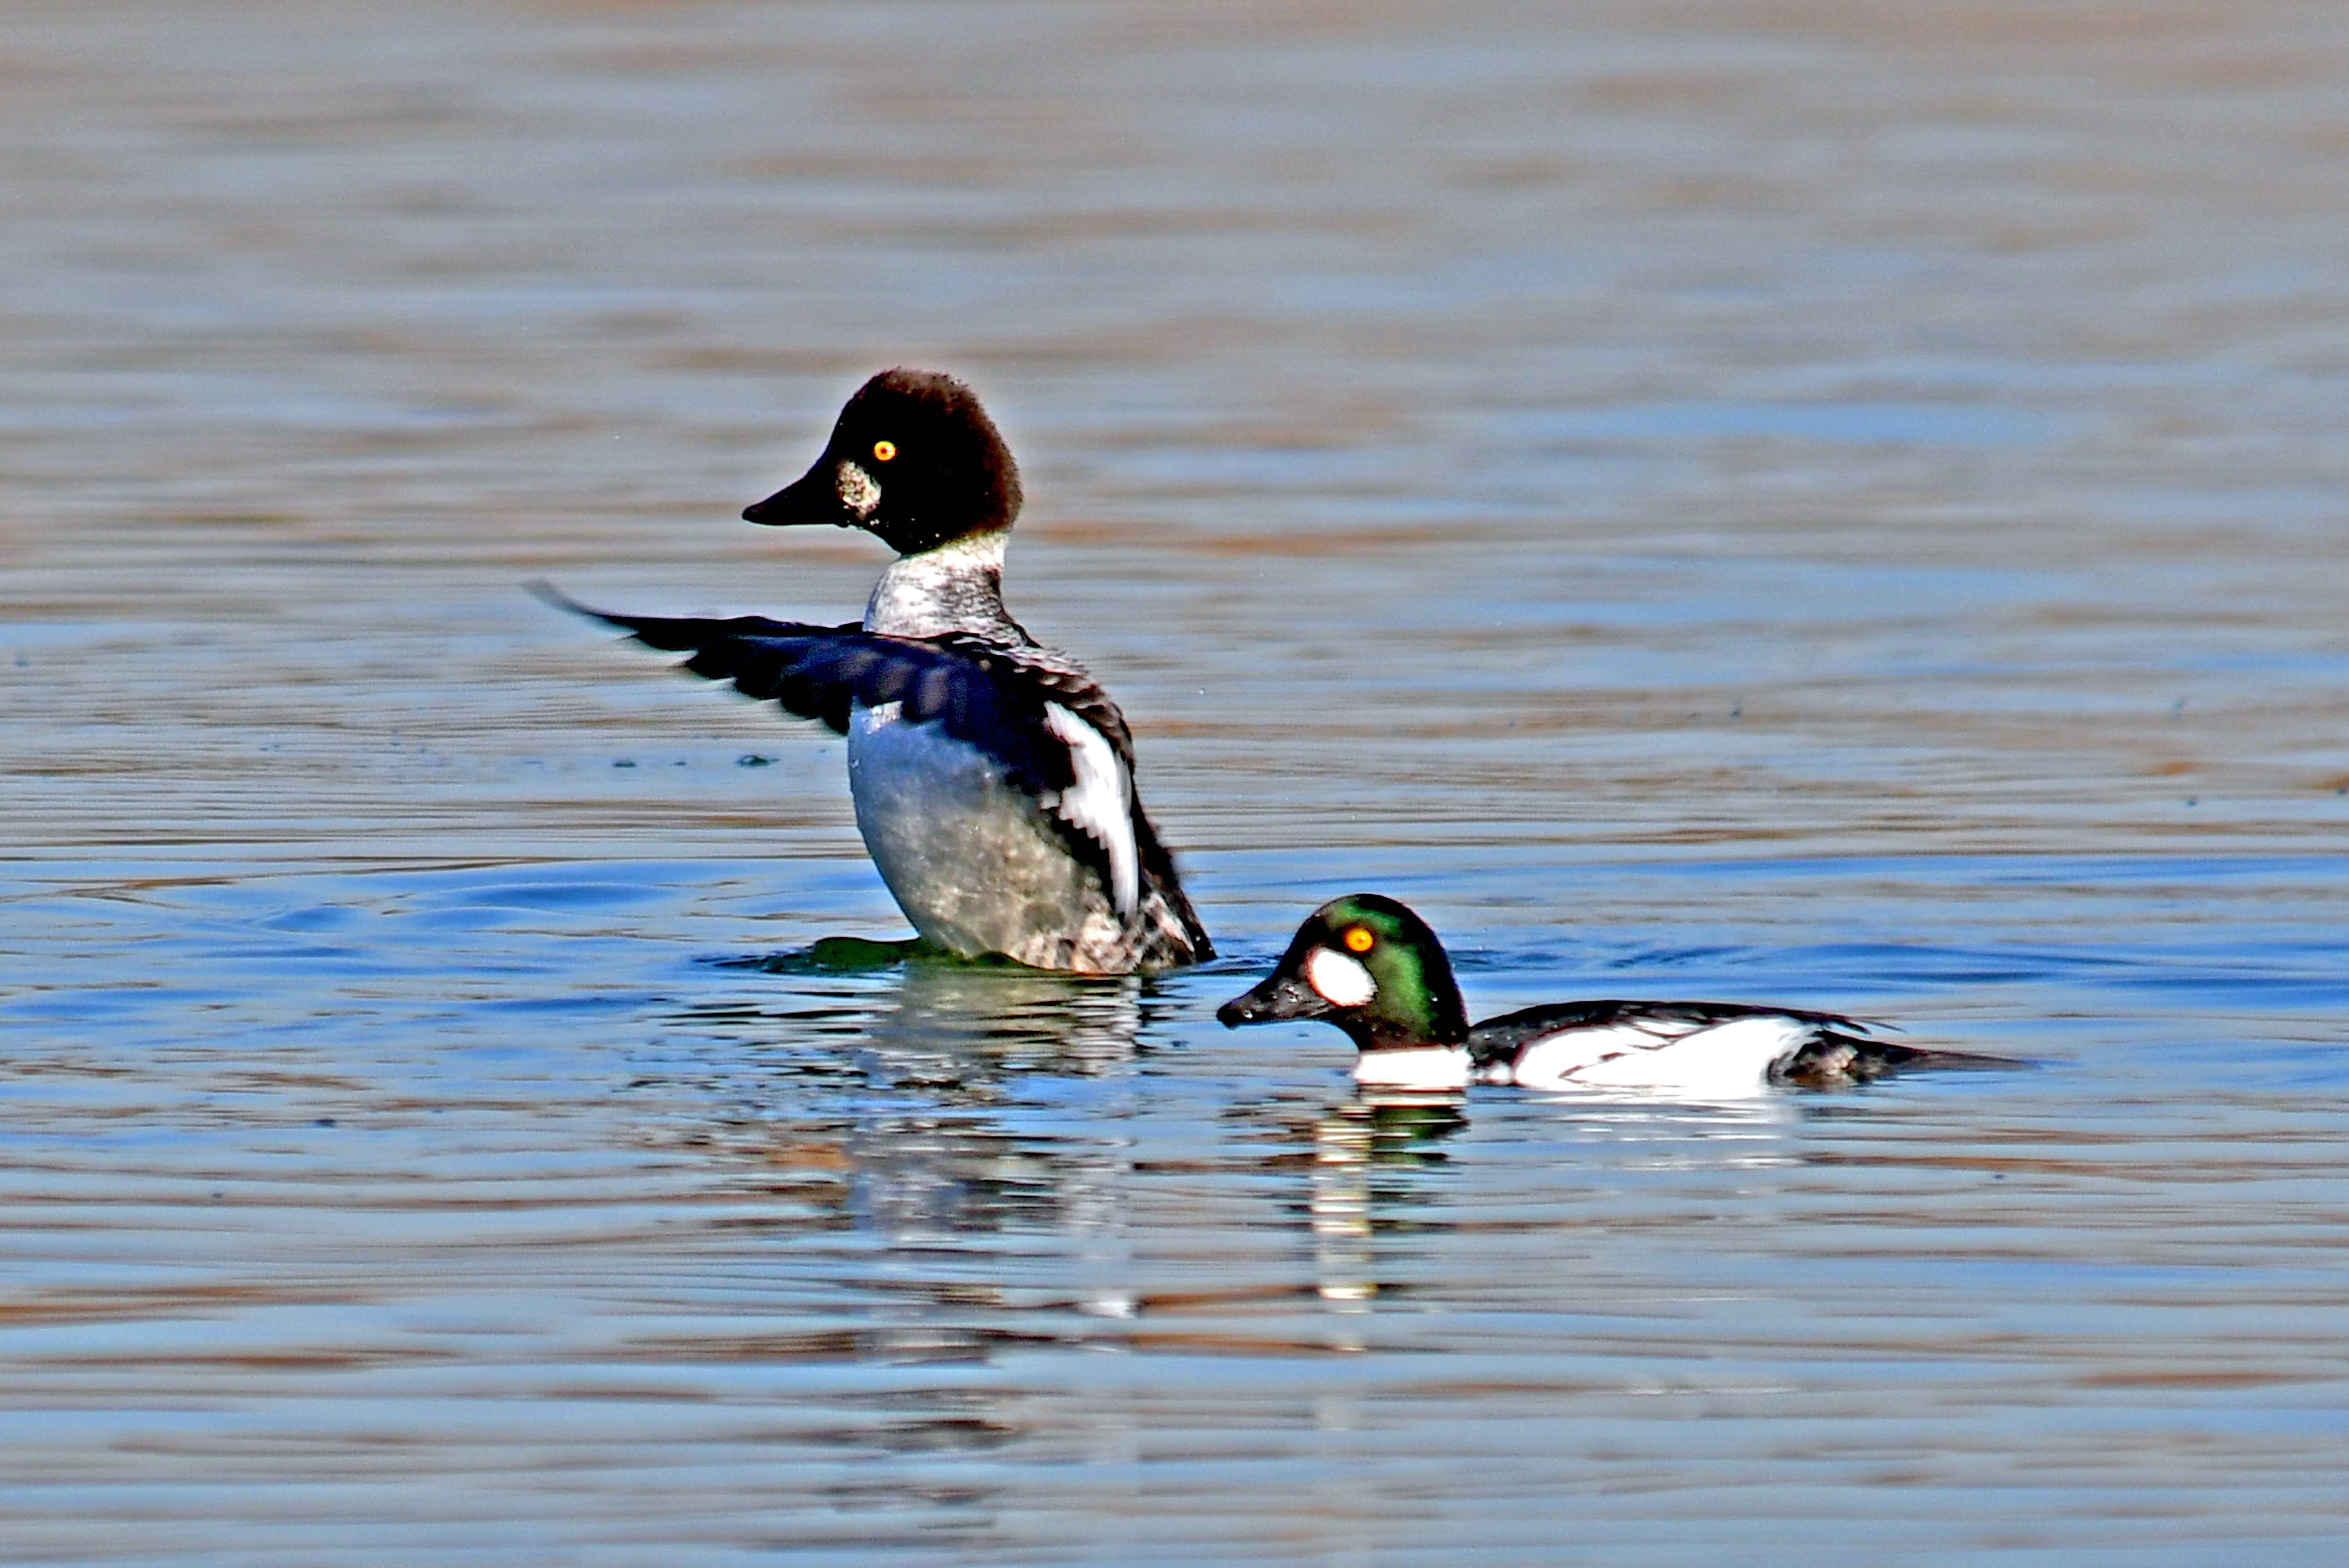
836,460,880,517
1304,946,1377,1008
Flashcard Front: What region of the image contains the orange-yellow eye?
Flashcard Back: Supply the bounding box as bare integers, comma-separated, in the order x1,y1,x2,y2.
871,440,897,462
1343,926,1374,953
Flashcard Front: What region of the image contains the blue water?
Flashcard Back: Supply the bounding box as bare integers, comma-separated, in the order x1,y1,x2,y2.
10,0,2349,1562
8,849,2349,1563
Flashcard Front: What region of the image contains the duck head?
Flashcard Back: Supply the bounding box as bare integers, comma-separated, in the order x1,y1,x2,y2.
1218,894,1471,1052
744,368,1022,557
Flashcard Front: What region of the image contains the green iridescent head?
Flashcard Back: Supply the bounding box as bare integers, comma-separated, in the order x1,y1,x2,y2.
1216,894,1470,1051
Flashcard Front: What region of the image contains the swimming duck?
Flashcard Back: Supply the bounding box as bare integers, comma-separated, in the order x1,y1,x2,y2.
1218,894,2006,1092
540,368,1211,975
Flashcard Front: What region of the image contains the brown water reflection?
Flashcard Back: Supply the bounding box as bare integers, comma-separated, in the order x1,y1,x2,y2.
9,0,2349,1561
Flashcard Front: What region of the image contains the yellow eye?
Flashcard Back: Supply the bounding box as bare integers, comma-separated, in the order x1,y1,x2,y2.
871,440,897,463
1343,926,1374,953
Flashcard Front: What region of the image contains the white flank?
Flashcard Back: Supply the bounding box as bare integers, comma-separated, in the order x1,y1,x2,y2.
1509,1014,1812,1096
1304,946,1377,1007
1041,702,1138,917
835,460,880,517
1353,1047,1473,1091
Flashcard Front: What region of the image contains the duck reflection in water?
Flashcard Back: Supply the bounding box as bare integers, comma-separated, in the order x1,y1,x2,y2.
1300,1087,1818,1324
676,955,1161,1323
1307,1093,1468,1311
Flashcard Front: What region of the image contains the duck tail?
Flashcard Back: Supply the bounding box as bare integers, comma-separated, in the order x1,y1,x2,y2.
1779,1031,2028,1088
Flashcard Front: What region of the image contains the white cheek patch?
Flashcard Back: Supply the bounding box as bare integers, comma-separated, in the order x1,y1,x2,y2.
836,461,881,517
1304,946,1377,1007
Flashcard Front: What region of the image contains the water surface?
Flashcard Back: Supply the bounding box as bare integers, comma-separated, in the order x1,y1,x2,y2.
8,1,2349,1562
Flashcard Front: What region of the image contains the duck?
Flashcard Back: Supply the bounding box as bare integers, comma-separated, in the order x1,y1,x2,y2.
1218,894,2012,1092
539,368,1212,975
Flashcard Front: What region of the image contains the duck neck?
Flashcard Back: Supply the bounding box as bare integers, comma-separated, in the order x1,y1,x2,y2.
863,529,1025,642
1340,995,1471,1054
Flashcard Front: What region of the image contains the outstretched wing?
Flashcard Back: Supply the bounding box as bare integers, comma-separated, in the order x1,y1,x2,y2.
536,584,1149,914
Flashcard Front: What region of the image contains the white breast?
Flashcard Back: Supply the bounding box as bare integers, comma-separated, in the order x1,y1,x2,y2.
1352,1047,1474,1091
845,701,1127,968
1508,1015,1813,1096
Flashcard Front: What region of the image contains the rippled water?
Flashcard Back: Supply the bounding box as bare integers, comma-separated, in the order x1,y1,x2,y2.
9,1,2349,1562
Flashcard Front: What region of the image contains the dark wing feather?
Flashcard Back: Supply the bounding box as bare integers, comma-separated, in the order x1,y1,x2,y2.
952,637,1209,957
929,634,1136,766
534,584,1087,800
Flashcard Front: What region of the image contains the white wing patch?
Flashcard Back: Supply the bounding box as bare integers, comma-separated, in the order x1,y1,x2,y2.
1304,946,1377,1007
1509,1014,1814,1096
1040,702,1138,917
